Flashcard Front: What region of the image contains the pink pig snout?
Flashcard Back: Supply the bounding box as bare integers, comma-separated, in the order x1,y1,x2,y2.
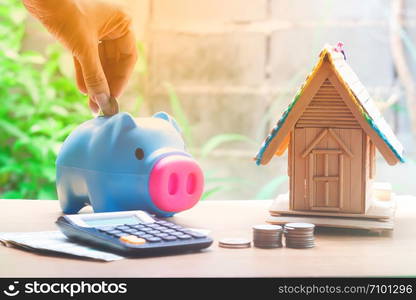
149,155,204,212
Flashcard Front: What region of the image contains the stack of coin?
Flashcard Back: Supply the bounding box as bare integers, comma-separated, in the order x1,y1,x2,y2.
252,224,283,248
218,238,251,249
284,223,315,249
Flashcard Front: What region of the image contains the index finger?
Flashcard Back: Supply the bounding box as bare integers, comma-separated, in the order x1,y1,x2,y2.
99,31,137,98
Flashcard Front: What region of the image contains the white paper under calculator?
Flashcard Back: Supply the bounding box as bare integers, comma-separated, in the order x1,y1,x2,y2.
0,231,124,262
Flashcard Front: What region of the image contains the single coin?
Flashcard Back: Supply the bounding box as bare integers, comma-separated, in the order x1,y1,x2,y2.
255,237,282,240
286,238,315,243
285,233,314,237
254,242,282,246
285,223,315,229
284,226,314,230
220,244,251,249
253,224,282,231
254,239,282,243
219,238,251,245
286,239,315,243
219,238,251,249
285,235,314,239
254,233,281,237
285,231,313,235
286,234,313,238
254,240,282,244
284,229,314,233
284,232,314,236
286,240,315,244
254,244,282,249
284,230,314,234
286,243,315,249
254,240,282,245
254,231,282,234
254,236,282,240
255,230,283,234
285,236,315,240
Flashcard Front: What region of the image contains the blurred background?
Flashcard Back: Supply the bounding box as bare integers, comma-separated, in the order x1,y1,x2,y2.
0,0,415,201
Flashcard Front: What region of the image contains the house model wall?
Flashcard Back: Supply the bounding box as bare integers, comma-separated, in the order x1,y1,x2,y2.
255,45,404,215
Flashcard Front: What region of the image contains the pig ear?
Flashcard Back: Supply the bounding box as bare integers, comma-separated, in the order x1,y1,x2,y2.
153,111,182,133
115,112,137,130
108,112,137,139
93,112,137,146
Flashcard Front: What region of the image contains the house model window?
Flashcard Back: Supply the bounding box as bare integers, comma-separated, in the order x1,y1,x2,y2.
255,44,404,215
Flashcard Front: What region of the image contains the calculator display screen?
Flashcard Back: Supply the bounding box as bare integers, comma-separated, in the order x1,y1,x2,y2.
83,215,140,226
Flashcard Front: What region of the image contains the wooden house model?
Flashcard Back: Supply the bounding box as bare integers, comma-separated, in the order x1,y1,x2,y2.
255,45,404,215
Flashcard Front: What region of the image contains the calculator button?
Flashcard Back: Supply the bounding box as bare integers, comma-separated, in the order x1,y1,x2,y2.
155,233,169,238
133,231,147,236
162,235,177,241
122,229,138,234
147,237,162,243
131,225,146,230
126,225,140,229
119,235,146,245
152,226,165,231
177,234,191,240
185,231,206,238
161,229,176,234
106,230,123,235
171,231,184,237
170,225,184,230
129,231,144,236
133,231,145,236
158,226,169,230
115,225,130,231
98,226,116,232
155,220,169,225
146,224,160,228
142,234,154,239
148,230,161,235
113,232,130,238
181,229,206,238
134,234,147,239
141,228,154,233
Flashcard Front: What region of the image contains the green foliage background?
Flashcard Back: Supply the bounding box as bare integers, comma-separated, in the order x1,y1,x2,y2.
0,0,91,199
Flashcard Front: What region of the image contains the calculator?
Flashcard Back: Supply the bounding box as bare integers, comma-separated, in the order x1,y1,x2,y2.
56,210,213,256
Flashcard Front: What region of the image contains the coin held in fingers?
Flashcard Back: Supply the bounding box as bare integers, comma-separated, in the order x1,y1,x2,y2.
97,97,119,116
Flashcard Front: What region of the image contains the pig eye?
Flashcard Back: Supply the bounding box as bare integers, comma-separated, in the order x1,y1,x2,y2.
135,148,144,160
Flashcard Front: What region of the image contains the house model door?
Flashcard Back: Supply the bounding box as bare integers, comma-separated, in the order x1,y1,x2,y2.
291,127,363,213
308,146,343,211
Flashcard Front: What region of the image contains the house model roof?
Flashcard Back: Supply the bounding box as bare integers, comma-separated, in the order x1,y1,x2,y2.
255,44,405,166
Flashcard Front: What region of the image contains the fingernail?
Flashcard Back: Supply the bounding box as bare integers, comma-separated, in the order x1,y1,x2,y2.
88,97,100,114
110,97,119,115
94,93,109,106
93,93,112,115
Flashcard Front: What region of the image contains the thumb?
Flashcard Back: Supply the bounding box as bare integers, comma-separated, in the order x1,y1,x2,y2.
78,49,115,115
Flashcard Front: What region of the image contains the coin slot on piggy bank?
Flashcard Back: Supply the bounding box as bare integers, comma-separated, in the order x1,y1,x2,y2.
56,112,204,217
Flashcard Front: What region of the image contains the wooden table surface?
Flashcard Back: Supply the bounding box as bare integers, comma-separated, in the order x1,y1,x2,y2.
0,197,415,277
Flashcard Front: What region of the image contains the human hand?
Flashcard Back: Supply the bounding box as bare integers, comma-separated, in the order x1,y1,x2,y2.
23,0,137,115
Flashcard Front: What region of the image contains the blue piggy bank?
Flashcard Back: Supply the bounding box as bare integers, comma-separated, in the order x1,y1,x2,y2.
56,112,204,217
